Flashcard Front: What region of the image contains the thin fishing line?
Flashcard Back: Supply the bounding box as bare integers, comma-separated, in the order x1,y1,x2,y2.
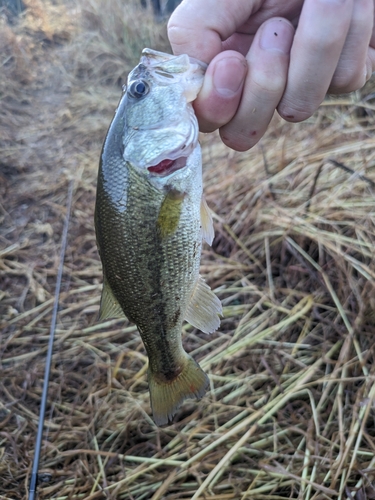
28,179,74,500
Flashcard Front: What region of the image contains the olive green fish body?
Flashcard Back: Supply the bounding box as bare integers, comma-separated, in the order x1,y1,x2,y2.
95,49,222,425
96,157,201,377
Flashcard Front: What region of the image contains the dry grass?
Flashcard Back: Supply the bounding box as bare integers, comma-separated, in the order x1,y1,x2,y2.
1,1,375,499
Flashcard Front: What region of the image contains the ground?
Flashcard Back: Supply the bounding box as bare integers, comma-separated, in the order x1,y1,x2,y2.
1,1,375,499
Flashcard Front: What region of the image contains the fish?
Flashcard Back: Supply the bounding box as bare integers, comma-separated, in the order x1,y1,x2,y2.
94,48,222,426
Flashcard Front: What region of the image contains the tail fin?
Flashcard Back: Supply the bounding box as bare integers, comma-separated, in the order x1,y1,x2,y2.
148,355,209,426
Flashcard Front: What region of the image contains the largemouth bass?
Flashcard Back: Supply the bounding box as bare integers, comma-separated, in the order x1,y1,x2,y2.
95,48,222,426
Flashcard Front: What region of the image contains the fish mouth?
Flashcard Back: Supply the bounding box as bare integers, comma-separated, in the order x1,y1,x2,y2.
147,156,187,177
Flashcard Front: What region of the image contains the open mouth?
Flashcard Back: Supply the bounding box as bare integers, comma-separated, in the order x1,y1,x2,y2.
147,156,187,177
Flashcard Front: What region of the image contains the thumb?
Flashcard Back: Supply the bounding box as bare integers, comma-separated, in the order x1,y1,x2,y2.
194,51,248,133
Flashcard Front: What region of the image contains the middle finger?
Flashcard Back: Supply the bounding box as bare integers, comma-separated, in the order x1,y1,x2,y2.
220,17,294,151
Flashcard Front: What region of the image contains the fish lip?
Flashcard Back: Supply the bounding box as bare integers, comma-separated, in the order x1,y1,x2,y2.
147,156,187,177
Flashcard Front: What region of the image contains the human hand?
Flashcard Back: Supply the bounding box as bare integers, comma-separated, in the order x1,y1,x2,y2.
168,0,375,151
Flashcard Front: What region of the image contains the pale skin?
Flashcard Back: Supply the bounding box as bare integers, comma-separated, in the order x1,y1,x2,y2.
168,0,375,151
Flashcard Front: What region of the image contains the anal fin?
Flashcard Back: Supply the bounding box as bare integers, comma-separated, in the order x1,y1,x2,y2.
99,279,126,320
185,276,222,333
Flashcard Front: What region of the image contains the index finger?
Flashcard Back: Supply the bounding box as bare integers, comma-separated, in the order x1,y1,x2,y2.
167,0,260,62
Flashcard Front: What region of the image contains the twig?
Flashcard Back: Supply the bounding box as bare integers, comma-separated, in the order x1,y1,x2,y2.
306,162,324,213
306,158,375,214
259,142,277,201
328,159,375,188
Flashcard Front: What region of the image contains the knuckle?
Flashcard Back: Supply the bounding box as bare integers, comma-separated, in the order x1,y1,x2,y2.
330,66,367,94
167,23,193,48
251,71,286,96
302,30,344,54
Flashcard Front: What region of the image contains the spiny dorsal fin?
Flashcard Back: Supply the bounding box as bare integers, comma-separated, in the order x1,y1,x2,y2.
200,197,214,246
184,276,222,334
99,279,126,320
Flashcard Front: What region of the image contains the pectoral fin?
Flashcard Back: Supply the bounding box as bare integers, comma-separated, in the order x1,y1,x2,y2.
185,276,222,334
200,197,214,245
157,189,185,238
99,279,125,320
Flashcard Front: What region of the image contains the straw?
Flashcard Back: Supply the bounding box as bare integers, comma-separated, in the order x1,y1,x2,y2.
1,0,375,498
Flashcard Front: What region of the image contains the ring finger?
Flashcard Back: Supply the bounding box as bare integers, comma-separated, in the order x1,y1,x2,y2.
278,0,354,122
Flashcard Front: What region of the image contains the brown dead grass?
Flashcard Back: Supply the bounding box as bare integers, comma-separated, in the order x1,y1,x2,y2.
1,1,375,499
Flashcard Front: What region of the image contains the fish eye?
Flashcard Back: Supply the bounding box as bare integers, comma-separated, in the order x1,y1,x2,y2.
128,80,149,98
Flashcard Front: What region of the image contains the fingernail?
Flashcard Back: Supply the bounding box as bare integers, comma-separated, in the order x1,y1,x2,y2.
213,57,247,97
259,19,294,53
